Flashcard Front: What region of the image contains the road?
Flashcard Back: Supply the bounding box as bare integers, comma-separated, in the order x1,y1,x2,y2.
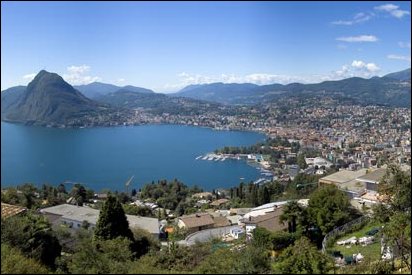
178,225,242,246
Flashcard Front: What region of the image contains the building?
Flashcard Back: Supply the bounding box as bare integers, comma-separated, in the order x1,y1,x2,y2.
356,168,386,192
210,198,230,208
230,228,245,239
305,157,333,168
318,169,369,198
40,204,160,237
213,215,231,228
177,213,215,234
1,203,26,219
241,206,287,236
243,201,289,220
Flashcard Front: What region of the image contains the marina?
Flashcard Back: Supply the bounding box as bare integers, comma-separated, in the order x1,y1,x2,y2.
195,153,274,180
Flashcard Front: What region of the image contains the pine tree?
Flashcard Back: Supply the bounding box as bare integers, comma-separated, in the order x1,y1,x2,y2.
258,186,271,205
94,195,134,241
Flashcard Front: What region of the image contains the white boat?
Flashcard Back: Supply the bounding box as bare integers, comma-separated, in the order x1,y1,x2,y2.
195,155,202,160
202,156,208,160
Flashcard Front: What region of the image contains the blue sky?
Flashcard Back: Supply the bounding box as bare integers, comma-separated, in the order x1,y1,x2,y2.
1,1,411,92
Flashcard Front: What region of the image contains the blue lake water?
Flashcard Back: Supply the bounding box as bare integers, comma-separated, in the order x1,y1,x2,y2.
1,122,265,192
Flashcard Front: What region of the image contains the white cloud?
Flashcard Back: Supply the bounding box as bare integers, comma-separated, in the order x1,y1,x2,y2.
63,65,101,85
399,41,411,49
22,73,36,81
332,12,373,25
375,4,398,12
350,60,380,72
374,4,410,18
387,54,411,62
67,65,90,74
336,35,378,42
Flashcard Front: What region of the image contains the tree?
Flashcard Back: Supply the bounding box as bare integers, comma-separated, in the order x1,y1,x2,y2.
57,183,67,194
94,195,134,241
273,237,332,274
280,200,305,233
252,227,273,250
307,185,357,237
232,246,271,274
373,164,411,270
252,227,297,251
297,153,308,169
1,244,50,274
70,184,87,206
258,186,271,205
1,212,62,268
195,248,237,274
68,237,133,274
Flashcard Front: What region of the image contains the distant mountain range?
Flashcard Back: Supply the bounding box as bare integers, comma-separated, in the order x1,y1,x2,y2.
1,70,223,125
172,68,411,106
95,89,222,115
74,82,154,99
1,68,410,126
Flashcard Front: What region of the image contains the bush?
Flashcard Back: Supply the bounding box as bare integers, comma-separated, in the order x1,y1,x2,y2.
1,244,50,274
1,212,61,268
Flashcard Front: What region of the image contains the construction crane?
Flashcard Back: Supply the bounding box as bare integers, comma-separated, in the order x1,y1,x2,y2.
125,175,134,194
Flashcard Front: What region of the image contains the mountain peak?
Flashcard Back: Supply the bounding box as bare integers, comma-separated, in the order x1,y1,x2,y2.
1,70,99,125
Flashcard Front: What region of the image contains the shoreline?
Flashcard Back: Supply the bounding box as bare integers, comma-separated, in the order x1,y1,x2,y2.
1,120,269,138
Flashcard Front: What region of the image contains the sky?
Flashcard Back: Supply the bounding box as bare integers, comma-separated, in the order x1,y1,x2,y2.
1,1,411,92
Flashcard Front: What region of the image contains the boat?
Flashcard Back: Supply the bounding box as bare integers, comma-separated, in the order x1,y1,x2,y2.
195,155,202,160
202,156,208,160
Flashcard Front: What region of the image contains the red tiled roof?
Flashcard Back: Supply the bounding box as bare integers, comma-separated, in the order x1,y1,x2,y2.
1,203,26,219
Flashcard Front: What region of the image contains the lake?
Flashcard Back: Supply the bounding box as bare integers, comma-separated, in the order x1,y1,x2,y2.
1,122,266,192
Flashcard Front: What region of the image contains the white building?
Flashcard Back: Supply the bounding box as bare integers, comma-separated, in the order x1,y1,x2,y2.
230,228,245,239
305,157,333,168
40,204,160,237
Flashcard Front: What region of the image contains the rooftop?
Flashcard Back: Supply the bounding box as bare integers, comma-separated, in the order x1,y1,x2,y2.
210,198,229,206
319,169,368,184
40,204,159,234
242,208,283,224
179,212,215,228
213,216,231,227
356,168,387,184
1,203,26,219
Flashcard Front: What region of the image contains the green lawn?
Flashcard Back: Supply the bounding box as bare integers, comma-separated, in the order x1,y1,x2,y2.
329,222,383,261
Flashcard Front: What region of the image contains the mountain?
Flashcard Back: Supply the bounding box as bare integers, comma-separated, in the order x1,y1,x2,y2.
383,68,411,81
1,70,102,125
1,86,27,114
74,82,154,99
121,85,154,94
74,82,122,99
95,88,222,115
173,83,260,104
174,70,411,107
